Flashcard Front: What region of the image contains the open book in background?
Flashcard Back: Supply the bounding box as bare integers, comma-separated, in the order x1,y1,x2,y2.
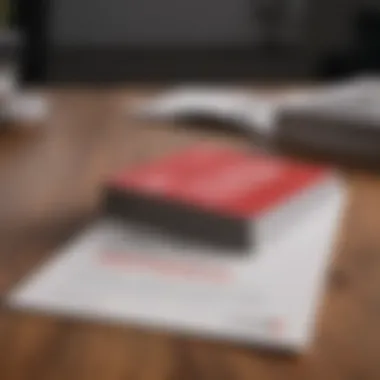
131,86,294,140
132,77,380,171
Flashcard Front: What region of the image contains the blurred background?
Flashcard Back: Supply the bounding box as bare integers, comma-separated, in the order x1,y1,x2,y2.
1,2,380,379
9,0,380,85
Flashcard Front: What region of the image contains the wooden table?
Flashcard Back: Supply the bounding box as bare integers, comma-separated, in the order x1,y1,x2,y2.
1,89,380,380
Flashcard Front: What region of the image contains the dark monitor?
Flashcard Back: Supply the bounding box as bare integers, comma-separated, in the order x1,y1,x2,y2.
17,0,359,84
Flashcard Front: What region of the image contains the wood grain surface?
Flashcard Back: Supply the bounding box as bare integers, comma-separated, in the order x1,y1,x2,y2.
0,89,379,380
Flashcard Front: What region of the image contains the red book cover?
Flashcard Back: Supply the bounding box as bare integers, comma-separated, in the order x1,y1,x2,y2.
109,144,327,216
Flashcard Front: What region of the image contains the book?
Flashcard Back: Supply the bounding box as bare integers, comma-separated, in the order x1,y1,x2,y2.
131,86,283,138
105,144,334,250
130,83,357,139
275,78,380,170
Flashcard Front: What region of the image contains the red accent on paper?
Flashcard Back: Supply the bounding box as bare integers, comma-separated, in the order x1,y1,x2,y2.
109,144,328,218
99,251,231,283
